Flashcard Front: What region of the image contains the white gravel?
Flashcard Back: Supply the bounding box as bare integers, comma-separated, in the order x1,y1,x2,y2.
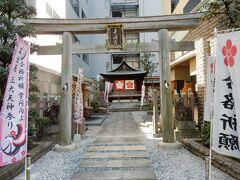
14,126,101,180
132,111,235,180
14,112,235,180
146,141,234,180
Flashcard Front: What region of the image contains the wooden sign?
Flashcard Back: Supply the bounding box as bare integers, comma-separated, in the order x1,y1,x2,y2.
106,24,124,49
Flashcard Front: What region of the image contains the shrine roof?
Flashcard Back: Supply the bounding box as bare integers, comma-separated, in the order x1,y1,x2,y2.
100,60,147,78
110,60,139,72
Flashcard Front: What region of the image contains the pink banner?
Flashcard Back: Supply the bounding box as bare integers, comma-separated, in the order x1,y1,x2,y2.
0,36,29,166
73,69,84,124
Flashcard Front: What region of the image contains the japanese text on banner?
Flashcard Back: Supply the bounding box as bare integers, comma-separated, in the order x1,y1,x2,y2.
213,32,240,159
0,36,29,166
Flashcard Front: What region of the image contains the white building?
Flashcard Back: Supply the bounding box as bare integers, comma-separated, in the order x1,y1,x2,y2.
27,0,165,80
27,0,91,77
88,0,164,80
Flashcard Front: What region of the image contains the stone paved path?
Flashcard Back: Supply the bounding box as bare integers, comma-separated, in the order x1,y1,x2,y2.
71,111,157,180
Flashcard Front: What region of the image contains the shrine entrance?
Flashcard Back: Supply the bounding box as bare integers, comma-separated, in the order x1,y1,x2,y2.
100,60,147,102
23,13,201,147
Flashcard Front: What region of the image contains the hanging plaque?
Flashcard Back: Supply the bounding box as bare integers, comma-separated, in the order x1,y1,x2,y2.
106,24,124,49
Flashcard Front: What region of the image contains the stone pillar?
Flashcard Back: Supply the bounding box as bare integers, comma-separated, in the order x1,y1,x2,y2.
158,29,175,143
152,89,159,136
60,32,73,146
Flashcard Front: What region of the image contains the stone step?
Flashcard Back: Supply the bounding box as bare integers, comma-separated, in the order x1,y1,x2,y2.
90,143,145,147
71,169,157,180
87,145,146,152
84,151,149,159
79,159,152,168
93,137,142,144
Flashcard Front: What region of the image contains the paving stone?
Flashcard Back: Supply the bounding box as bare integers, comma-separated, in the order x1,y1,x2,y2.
71,111,157,180
123,152,148,158
122,169,157,180
71,171,123,180
93,137,113,144
107,160,123,167
122,159,152,167
84,152,123,159
123,145,146,151
79,161,107,168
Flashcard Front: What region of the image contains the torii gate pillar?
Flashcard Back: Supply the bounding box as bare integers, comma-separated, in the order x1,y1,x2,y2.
158,29,175,143
59,32,73,146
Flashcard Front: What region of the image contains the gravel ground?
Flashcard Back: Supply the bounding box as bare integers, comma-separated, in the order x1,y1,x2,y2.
145,140,234,180
14,126,101,180
132,111,235,180
14,112,235,180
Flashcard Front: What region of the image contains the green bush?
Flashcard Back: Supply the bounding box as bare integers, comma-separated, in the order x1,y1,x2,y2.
202,122,211,148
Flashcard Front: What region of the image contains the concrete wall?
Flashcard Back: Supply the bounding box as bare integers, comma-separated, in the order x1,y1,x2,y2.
171,66,191,82
174,66,191,81
161,0,171,15
189,57,196,76
36,65,61,97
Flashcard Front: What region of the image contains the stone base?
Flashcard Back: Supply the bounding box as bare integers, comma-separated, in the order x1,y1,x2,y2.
54,143,76,152
176,121,199,139
73,134,82,143
153,133,162,138
174,130,182,141
158,140,181,150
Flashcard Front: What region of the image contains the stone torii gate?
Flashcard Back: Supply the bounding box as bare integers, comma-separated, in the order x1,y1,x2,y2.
23,13,201,148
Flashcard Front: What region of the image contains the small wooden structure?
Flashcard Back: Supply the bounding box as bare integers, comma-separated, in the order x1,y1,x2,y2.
100,60,147,102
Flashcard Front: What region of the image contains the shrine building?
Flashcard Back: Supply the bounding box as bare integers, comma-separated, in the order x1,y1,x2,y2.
100,60,147,102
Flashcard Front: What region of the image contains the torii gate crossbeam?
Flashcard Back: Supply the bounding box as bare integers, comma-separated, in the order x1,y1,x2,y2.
23,13,202,34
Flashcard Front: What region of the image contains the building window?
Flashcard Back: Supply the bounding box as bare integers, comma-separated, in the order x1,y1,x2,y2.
70,0,80,17
83,54,89,64
171,0,179,13
112,11,122,17
113,55,124,64
183,0,201,13
46,3,60,18
82,9,86,18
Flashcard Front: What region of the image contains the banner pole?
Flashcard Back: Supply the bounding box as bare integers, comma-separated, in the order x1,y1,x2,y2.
77,123,79,134
25,41,30,180
208,120,213,180
208,28,217,180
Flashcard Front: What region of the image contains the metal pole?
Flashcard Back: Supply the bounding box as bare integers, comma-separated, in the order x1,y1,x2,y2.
208,120,213,180
26,153,31,180
205,156,209,180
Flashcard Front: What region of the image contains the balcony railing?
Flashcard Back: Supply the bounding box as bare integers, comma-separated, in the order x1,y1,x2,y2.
111,0,139,4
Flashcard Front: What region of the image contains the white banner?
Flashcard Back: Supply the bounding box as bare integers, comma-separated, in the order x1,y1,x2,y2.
73,69,84,124
141,84,145,106
204,56,215,121
0,35,30,166
213,31,240,159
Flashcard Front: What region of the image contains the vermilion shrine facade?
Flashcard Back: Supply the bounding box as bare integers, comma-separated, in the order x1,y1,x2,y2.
100,60,147,102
